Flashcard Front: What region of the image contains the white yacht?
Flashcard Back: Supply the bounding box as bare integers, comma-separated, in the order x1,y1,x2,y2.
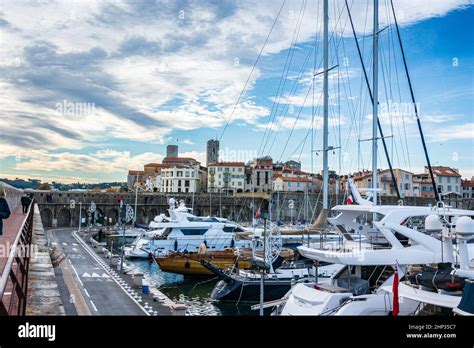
124,199,255,258
273,204,474,316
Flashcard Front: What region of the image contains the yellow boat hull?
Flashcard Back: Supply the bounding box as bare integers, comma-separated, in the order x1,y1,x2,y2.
153,251,252,277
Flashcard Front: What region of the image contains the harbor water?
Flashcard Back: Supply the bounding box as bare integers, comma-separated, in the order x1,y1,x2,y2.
105,235,269,316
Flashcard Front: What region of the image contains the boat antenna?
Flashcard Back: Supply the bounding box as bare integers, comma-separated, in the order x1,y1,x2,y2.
389,0,440,202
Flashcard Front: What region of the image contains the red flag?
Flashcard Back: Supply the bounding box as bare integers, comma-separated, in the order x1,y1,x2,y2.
255,208,261,218
346,194,354,204
392,267,399,316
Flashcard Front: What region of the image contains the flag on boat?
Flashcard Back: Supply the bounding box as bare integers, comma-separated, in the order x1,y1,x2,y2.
346,194,354,204
392,265,399,316
255,208,261,218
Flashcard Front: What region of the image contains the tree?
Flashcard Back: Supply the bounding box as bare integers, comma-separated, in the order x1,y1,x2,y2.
38,182,51,190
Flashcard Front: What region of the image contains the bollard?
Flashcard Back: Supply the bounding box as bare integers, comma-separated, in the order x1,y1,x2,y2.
171,303,187,316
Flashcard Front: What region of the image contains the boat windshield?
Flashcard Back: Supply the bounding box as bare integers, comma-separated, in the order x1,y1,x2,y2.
187,217,220,223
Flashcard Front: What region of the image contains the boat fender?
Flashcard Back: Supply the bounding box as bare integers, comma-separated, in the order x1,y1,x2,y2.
174,240,178,251
231,239,235,248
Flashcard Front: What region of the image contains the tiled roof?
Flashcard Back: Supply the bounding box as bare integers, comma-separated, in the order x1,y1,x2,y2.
128,170,145,175
208,162,245,167
276,177,311,183
163,157,196,163
428,166,461,177
462,179,474,187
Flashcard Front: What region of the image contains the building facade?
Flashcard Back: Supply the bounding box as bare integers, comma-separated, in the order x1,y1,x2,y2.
352,169,414,197
429,166,462,196
127,170,146,189
208,162,245,193
248,156,273,192
160,165,201,193
272,176,311,192
284,160,302,171
461,177,474,199
413,173,435,198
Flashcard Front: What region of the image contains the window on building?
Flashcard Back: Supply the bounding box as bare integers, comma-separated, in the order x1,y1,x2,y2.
447,185,452,191
288,182,292,187
404,183,410,190
265,171,269,184
447,177,451,183
185,180,190,187
238,168,243,172
257,172,260,186
405,174,409,180
438,177,442,183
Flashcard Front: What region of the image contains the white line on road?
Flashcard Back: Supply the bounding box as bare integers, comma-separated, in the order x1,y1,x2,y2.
72,231,150,316
70,264,84,286
62,242,68,246
84,289,90,298
90,300,98,312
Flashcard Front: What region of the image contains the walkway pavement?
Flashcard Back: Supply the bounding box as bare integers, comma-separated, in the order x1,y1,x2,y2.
0,205,28,313
0,205,27,276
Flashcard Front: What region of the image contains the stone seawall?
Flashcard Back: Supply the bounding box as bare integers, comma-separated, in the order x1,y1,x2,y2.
31,190,473,227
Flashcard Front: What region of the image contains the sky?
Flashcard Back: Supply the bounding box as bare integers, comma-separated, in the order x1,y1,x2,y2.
0,0,473,183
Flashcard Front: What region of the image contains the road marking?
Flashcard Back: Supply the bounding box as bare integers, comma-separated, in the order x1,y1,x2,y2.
70,264,83,286
84,289,90,298
91,272,101,278
90,300,98,312
82,272,91,277
101,273,110,278
72,247,77,252
72,231,150,316
73,243,78,246
62,242,68,246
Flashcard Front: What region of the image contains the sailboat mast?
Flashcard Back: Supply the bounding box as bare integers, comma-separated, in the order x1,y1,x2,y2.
133,172,138,226
322,0,329,210
372,0,379,206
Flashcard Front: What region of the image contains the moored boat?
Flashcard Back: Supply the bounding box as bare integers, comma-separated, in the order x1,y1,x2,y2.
153,248,252,277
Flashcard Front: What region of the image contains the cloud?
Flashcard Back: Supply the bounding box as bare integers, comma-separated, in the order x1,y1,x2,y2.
0,0,470,181
14,150,164,173
181,139,195,145
426,123,474,142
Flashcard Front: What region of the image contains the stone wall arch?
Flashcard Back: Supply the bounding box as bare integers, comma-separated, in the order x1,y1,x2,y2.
40,208,53,227
105,208,118,225
147,208,158,223
57,208,71,227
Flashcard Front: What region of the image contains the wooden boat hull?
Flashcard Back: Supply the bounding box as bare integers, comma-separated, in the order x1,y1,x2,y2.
153,251,252,277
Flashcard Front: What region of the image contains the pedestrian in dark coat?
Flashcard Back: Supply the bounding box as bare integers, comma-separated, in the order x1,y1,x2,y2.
21,194,32,214
0,187,11,236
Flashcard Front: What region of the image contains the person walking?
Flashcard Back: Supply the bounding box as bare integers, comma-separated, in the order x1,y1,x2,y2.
21,194,31,214
0,186,11,236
